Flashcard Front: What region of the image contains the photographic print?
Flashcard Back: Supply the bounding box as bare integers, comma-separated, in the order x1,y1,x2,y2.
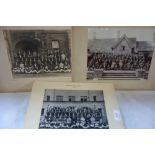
4,29,71,77
24,82,124,128
87,27,155,80
39,89,109,129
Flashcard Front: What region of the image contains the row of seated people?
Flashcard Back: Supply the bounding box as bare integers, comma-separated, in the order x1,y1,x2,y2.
39,106,109,129
88,53,152,71
12,50,71,73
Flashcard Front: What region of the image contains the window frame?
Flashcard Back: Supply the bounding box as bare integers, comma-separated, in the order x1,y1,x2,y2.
68,96,75,102
81,96,87,102
46,95,50,101
51,40,60,49
56,95,63,101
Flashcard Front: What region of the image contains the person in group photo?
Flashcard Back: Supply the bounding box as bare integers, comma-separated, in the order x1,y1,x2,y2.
12,49,71,74
39,105,109,129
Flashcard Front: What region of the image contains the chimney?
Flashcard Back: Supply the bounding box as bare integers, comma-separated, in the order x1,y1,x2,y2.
117,30,121,39
93,31,97,39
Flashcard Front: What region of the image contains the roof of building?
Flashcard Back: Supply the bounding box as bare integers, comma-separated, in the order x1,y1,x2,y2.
88,36,154,52
136,41,154,51
112,34,136,49
88,35,137,52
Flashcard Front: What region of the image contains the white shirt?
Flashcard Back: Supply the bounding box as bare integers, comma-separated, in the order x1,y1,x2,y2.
59,62,64,69
61,53,66,61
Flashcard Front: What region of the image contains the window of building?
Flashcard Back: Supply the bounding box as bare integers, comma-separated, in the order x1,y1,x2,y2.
81,96,87,102
41,108,44,116
52,40,59,49
93,96,97,101
56,96,63,101
68,96,75,102
122,46,125,51
132,47,135,53
47,95,50,101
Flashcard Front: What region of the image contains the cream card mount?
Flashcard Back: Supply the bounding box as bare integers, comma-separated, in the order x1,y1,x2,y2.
25,81,124,129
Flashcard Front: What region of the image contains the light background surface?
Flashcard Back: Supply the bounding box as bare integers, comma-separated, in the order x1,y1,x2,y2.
0,0,155,154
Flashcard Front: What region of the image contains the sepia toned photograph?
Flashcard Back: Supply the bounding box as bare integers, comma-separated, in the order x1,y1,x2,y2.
4,29,71,77
87,27,155,80
39,89,109,129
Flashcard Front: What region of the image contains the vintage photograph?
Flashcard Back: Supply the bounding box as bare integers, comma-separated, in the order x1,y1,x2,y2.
39,89,109,129
87,27,155,80
4,29,71,77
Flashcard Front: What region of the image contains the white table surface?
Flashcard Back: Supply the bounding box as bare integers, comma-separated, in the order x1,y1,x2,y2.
0,93,30,129
117,91,155,129
0,91,155,129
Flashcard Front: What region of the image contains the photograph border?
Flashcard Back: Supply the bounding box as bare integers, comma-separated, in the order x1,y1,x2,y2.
24,81,124,129
87,27,155,80
3,29,71,78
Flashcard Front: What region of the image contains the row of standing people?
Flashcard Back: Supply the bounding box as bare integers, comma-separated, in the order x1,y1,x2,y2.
13,50,71,73
88,53,151,71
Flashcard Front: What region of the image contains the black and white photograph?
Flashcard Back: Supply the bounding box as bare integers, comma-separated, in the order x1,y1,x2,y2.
87,27,155,80
4,29,71,77
39,89,109,129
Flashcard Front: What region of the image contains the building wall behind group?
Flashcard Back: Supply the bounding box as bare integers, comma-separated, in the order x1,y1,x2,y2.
115,39,131,53
44,90,104,102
